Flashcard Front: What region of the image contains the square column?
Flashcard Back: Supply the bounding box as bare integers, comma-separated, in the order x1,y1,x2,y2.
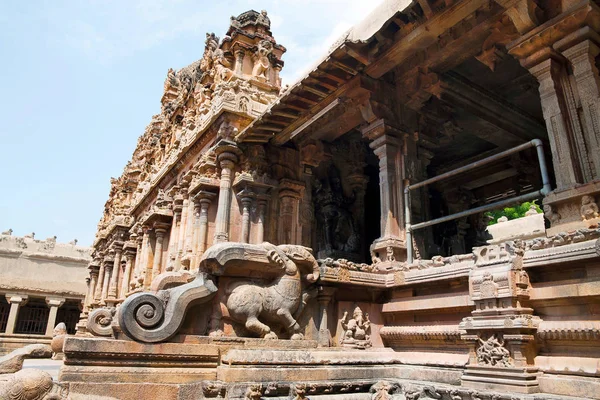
45,297,65,336
362,119,410,266
4,293,28,335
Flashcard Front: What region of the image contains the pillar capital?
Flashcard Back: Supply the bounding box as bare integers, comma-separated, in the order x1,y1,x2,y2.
4,293,28,305
361,118,404,143
45,297,66,308
153,222,170,237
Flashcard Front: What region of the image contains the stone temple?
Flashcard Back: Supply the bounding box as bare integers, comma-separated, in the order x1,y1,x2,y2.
5,1,600,398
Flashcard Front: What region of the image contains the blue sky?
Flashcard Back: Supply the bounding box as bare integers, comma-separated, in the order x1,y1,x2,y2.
0,0,383,246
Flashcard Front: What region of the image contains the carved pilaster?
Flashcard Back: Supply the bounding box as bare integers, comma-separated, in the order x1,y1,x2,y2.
362,119,408,266
107,241,124,302
528,55,585,189
214,142,241,243
561,38,600,181
237,189,255,244
152,223,169,278
277,179,305,245
121,245,136,299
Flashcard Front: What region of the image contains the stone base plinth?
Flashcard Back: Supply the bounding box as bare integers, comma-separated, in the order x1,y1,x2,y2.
461,365,540,394
60,337,219,384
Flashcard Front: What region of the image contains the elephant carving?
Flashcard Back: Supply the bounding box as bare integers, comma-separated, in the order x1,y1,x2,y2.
201,242,320,339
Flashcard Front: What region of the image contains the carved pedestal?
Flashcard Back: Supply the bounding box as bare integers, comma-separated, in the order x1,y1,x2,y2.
459,243,541,394
543,181,600,236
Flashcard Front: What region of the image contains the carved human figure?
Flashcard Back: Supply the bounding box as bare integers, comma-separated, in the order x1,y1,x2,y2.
314,165,360,256
340,306,372,349
543,204,561,225
477,335,512,367
252,40,273,81
581,195,599,220
212,49,233,86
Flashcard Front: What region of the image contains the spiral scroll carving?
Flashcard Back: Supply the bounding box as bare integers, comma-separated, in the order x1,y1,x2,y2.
86,307,115,337
118,272,217,343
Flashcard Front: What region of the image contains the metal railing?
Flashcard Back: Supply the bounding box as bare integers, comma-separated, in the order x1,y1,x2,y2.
404,139,551,263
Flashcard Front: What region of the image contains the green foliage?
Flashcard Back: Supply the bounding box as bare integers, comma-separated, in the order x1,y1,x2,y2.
486,201,542,225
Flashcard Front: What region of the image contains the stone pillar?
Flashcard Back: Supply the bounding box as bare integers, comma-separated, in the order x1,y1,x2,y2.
100,258,113,305
193,192,215,264
561,39,600,181
93,257,107,303
317,287,335,347
168,196,183,270
235,49,245,75
107,242,123,301
152,224,169,279
83,277,91,312
184,198,195,256
176,193,189,269
86,263,99,310
139,226,151,279
277,179,304,245
120,247,136,298
4,294,28,335
45,297,65,336
362,119,408,265
237,189,255,243
528,56,585,188
214,143,240,242
256,196,268,243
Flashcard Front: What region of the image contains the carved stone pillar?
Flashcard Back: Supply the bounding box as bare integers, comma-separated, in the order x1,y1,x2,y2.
184,197,195,257
235,49,245,75
120,246,136,298
362,119,408,266
237,189,255,243
4,294,28,335
93,256,106,303
139,226,151,282
317,287,335,347
214,143,240,242
561,38,600,181
194,192,215,261
107,242,123,301
177,194,190,268
167,196,182,271
528,56,585,189
86,263,99,311
45,297,65,336
277,179,304,245
99,258,113,305
152,224,169,279
256,196,268,243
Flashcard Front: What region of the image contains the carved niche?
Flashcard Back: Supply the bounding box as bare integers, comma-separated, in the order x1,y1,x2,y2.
339,306,372,349
313,164,361,261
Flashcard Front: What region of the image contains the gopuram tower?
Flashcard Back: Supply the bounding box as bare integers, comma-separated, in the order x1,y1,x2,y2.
11,3,600,400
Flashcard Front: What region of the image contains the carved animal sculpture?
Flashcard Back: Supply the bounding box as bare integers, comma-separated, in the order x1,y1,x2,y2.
202,242,320,340
0,344,52,374
1,228,12,235
225,244,318,339
0,369,53,400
